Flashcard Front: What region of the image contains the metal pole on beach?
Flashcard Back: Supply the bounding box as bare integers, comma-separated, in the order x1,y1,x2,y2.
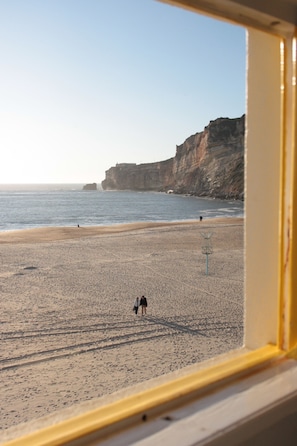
201,232,213,276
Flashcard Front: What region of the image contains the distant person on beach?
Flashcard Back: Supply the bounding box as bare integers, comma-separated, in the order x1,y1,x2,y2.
140,295,147,315
200,216,203,221
133,297,140,315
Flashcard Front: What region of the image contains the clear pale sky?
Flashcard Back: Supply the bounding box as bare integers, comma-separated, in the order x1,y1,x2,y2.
0,0,246,185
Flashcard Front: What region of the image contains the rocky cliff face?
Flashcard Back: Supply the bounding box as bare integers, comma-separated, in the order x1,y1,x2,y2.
102,115,245,199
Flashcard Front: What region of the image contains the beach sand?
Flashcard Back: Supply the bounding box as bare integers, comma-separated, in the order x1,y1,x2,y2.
0,218,244,441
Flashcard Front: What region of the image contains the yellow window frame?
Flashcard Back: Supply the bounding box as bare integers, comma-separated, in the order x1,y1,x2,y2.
4,1,297,444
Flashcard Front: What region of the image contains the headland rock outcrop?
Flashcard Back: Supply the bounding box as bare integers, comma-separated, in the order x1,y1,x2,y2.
83,183,97,191
101,115,245,199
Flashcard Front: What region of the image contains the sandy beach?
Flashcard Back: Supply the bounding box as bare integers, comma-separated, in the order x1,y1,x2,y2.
0,218,244,441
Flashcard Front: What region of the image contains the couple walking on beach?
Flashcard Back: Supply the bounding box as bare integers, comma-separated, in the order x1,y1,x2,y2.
133,296,148,316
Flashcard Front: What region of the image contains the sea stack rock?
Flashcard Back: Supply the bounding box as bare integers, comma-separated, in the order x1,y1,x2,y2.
83,183,97,191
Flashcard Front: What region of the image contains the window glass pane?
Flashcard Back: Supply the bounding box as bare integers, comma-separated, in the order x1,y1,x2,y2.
0,0,245,431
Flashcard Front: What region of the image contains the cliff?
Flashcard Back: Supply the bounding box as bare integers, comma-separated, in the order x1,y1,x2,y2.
101,115,245,199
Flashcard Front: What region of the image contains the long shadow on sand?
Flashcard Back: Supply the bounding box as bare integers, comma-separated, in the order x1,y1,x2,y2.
144,316,208,337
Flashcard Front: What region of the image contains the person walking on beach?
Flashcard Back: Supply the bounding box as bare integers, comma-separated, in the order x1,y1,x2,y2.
140,295,148,315
133,297,140,315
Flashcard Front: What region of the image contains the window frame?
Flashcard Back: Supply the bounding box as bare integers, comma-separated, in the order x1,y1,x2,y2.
4,1,297,444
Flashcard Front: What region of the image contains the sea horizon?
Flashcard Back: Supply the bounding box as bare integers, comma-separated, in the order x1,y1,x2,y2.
0,183,102,191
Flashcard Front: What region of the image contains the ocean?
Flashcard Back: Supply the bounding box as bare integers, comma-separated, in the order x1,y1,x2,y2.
0,184,244,232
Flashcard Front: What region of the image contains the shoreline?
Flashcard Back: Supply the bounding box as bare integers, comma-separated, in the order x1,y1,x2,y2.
0,217,244,244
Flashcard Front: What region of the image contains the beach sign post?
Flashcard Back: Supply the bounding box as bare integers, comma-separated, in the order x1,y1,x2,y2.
201,232,213,275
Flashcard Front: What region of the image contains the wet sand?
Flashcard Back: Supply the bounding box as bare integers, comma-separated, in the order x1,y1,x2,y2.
0,218,244,441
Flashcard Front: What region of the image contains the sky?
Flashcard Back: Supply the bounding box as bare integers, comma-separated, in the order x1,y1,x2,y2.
0,0,246,185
